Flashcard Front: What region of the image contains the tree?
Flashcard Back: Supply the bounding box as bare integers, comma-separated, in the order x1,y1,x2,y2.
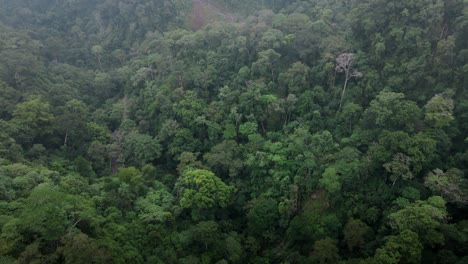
247,197,279,239
0,25,45,91
424,91,455,128
167,128,202,158
123,132,162,166
343,218,372,252
15,184,96,244
363,91,422,132
258,28,286,51
383,153,413,186
252,49,281,82
424,168,467,205
0,80,20,119
60,174,90,195
116,166,146,196
59,233,110,264
309,238,340,264
188,221,221,253
172,90,206,129
378,131,437,174
56,99,89,148
335,53,362,110
387,196,447,247
287,209,341,249
93,72,116,99
10,98,54,146
91,45,104,69
224,232,244,263
177,169,233,220
319,167,341,193
135,181,175,224
279,62,311,95
0,120,22,162
204,140,243,177
337,102,363,135
373,230,423,264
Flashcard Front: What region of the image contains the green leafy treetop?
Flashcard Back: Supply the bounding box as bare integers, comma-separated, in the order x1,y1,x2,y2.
177,169,233,220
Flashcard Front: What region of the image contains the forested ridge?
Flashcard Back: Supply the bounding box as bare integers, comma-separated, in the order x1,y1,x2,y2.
0,0,467,263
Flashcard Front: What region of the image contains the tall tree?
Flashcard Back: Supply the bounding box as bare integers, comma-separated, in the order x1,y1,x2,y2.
176,169,233,220
335,53,362,110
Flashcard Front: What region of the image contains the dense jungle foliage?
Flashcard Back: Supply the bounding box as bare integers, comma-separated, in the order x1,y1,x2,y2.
0,0,467,263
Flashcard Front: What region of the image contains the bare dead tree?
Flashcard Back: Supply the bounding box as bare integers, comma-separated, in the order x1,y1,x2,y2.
335,53,362,110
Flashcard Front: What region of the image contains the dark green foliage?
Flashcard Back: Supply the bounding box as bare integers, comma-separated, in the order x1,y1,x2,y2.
0,0,466,262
